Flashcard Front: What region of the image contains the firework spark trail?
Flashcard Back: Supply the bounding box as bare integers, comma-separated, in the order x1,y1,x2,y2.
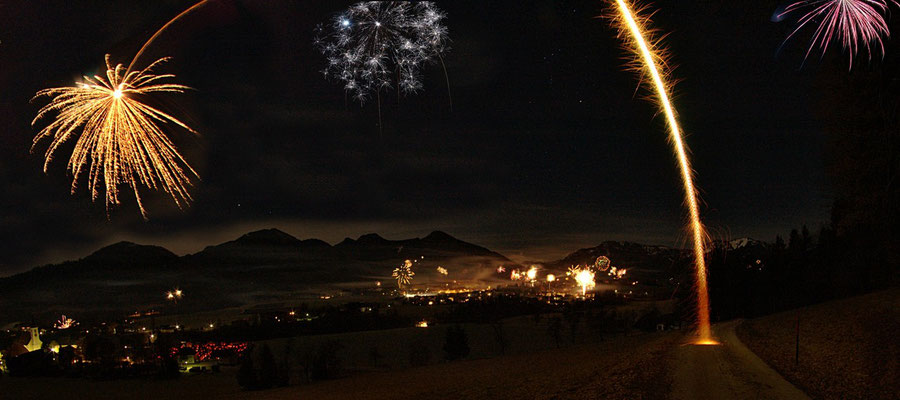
780,0,898,68
611,0,713,343
32,1,210,218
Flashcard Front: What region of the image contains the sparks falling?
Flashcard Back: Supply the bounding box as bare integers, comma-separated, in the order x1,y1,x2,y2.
54,315,78,330
609,266,628,279
779,0,898,68
32,56,198,218
510,269,522,281
526,265,538,281
574,268,596,296
610,0,713,343
393,259,415,288
31,1,210,219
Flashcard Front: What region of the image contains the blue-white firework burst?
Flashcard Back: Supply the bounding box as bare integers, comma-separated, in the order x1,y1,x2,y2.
315,1,450,104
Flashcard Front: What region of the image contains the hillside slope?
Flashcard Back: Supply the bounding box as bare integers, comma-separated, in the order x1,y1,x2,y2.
736,288,900,400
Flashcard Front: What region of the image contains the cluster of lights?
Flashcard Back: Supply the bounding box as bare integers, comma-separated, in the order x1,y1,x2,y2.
170,342,249,361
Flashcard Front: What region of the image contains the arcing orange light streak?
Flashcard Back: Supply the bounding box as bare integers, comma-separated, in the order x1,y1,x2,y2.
611,0,713,342
126,0,209,76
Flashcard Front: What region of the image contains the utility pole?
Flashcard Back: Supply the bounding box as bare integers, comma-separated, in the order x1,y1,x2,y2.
795,312,800,365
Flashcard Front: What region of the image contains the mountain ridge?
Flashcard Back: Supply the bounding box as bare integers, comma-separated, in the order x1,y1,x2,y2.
0,229,516,324
0,230,751,325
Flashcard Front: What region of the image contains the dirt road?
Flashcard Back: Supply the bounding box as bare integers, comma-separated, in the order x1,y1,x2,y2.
671,320,809,400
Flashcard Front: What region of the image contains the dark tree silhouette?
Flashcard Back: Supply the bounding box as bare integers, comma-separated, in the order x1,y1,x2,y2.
259,344,278,389
237,345,258,390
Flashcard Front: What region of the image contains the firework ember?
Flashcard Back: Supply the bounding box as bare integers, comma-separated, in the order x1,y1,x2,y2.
54,315,78,330
609,266,628,279
166,288,184,304
526,266,538,280
393,259,415,288
595,256,611,271
510,269,522,281
574,268,596,296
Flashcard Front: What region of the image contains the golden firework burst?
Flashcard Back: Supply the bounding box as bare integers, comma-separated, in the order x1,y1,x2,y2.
574,268,596,296
393,259,415,288
32,55,198,218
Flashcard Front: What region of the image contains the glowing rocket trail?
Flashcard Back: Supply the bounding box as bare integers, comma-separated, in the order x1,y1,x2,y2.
611,0,713,343
127,0,210,76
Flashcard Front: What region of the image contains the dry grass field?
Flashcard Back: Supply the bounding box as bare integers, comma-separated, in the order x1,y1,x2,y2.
737,288,900,400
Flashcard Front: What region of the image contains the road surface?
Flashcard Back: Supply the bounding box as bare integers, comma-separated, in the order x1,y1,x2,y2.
671,320,809,400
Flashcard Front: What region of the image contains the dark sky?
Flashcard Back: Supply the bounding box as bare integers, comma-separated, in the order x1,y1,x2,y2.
0,0,834,275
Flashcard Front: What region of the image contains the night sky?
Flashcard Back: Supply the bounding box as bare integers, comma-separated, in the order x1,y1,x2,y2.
0,0,833,275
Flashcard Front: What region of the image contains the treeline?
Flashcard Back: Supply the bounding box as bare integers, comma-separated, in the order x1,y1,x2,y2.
707,224,897,321
706,21,900,322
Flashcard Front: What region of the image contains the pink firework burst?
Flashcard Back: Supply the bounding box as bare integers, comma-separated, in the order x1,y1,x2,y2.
780,0,899,67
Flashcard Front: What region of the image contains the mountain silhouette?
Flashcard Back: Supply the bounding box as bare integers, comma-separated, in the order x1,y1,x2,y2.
0,229,513,325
